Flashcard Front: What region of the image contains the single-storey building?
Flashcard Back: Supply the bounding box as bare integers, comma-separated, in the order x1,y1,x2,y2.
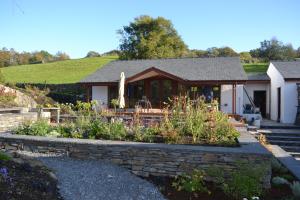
80,57,247,115
80,57,300,124
267,61,300,123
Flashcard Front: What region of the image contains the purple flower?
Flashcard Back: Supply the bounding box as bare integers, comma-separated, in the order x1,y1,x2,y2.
0,167,12,183
0,167,8,178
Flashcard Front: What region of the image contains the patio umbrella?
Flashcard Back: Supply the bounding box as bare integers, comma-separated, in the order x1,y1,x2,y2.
118,72,125,109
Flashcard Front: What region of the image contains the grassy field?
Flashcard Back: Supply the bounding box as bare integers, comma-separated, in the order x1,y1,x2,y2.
243,63,269,73
1,57,268,84
1,56,117,84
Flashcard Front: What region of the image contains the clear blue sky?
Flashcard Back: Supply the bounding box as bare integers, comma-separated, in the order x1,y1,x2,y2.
1,0,299,58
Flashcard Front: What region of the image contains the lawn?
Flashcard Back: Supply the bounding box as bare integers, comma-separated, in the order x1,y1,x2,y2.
1,56,117,84
243,63,269,73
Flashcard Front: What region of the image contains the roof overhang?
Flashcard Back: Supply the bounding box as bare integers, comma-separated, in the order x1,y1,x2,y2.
125,67,185,83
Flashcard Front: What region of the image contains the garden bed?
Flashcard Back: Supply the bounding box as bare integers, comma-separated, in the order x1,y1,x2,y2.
147,175,294,200
0,152,61,200
12,98,241,147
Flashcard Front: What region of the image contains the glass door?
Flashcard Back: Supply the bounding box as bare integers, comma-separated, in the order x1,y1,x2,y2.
150,80,160,107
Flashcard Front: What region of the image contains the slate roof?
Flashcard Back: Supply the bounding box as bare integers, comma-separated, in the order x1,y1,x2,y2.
247,73,270,81
80,57,247,83
272,61,300,79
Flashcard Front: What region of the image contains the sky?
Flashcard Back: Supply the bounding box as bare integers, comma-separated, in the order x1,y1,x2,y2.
0,0,300,58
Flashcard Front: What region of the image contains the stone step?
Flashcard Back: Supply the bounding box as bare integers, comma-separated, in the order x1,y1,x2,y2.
259,130,300,137
290,152,300,158
260,125,300,130
281,146,300,153
268,140,300,146
266,135,300,141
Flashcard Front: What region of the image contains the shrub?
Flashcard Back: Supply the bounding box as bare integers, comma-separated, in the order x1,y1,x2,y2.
87,119,126,140
221,162,267,200
109,121,127,140
56,122,81,138
206,162,267,200
0,152,11,161
13,120,52,136
290,181,300,198
160,96,239,145
271,158,288,174
172,169,210,194
272,176,289,186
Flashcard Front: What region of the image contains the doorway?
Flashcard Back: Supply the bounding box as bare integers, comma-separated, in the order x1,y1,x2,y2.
149,79,173,108
254,91,267,118
277,87,281,122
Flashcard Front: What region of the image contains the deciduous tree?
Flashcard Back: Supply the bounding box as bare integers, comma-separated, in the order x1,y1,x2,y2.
118,15,188,60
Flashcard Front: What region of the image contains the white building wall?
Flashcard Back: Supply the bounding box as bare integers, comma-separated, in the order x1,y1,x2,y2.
243,83,270,116
92,86,108,108
267,63,286,122
220,84,243,115
221,85,232,114
283,82,298,123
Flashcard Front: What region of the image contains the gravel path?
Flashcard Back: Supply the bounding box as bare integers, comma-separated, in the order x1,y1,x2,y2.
19,152,165,200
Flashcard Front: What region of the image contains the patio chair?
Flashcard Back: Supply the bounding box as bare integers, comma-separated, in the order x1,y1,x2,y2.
136,96,152,112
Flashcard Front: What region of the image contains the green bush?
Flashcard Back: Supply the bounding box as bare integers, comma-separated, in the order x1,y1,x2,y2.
0,152,11,161
290,181,300,198
159,96,239,145
13,120,52,136
172,169,210,194
222,162,266,199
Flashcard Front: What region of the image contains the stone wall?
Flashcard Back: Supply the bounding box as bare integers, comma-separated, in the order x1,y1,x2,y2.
0,129,272,187
0,112,38,132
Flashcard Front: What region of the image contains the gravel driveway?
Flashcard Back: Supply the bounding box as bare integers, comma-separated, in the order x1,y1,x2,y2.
19,152,165,200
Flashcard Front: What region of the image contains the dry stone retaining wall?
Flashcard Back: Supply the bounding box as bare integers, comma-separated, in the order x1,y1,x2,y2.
0,129,272,188
0,112,38,132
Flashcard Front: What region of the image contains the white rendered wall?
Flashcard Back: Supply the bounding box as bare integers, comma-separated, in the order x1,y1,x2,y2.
267,63,285,122
221,85,232,114
92,86,108,108
220,84,243,115
283,82,298,123
243,83,270,116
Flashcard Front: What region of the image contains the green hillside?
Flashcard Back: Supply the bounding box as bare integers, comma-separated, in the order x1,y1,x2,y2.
1,57,269,84
1,56,117,84
243,63,269,73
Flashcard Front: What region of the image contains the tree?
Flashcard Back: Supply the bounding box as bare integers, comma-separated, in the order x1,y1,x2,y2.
0,49,10,67
54,51,70,61
102,50,120,56
86,51,100,58
118,15,188,60
297,47,300,58
218,47,238,57
239,52,253,63
206,47,220,57
29,51,44,64
254,38,297,61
